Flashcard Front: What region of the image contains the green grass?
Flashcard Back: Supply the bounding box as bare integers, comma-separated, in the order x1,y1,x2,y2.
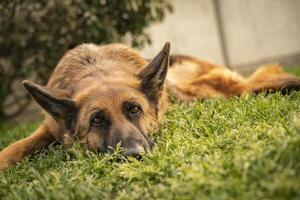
287,66,300,77
0,68,300,200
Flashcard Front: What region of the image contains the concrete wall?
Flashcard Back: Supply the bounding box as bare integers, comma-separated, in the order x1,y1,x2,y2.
141,0,300,71
141,0,224,64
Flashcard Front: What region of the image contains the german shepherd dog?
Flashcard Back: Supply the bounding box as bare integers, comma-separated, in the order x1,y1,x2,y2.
0,42,299,171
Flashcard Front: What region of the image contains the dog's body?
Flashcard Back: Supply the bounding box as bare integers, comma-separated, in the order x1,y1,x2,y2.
0,43,299,171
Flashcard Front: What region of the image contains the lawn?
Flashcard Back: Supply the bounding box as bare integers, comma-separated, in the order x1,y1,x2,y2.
0,67,300,200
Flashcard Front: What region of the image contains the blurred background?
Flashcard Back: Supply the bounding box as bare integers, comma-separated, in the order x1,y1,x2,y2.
141,0,300,72
0,0,299,121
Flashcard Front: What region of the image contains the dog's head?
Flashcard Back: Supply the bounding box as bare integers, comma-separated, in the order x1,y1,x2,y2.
22,43,170,157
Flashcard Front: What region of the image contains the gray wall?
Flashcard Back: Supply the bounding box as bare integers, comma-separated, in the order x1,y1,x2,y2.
141,0,300,71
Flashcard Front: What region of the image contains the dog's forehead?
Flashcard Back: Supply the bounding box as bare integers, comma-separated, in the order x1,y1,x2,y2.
75,85,149,110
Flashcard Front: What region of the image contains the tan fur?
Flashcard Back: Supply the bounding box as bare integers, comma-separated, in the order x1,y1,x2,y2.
1,44,299,171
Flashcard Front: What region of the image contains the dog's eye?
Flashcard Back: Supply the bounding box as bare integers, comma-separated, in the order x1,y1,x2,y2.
129,105,141,116
91,116,104,126
91,112,106,126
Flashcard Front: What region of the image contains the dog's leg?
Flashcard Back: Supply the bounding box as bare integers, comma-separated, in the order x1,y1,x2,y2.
247,64,300,94
169,68,247,100
0,124,55,171
169,82,225,101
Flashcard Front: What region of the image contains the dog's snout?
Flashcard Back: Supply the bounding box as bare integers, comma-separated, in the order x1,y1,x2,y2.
108,125,151,157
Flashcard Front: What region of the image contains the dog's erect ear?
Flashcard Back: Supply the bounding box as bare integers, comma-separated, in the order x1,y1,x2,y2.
22,80,76,120
138,42,170,104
